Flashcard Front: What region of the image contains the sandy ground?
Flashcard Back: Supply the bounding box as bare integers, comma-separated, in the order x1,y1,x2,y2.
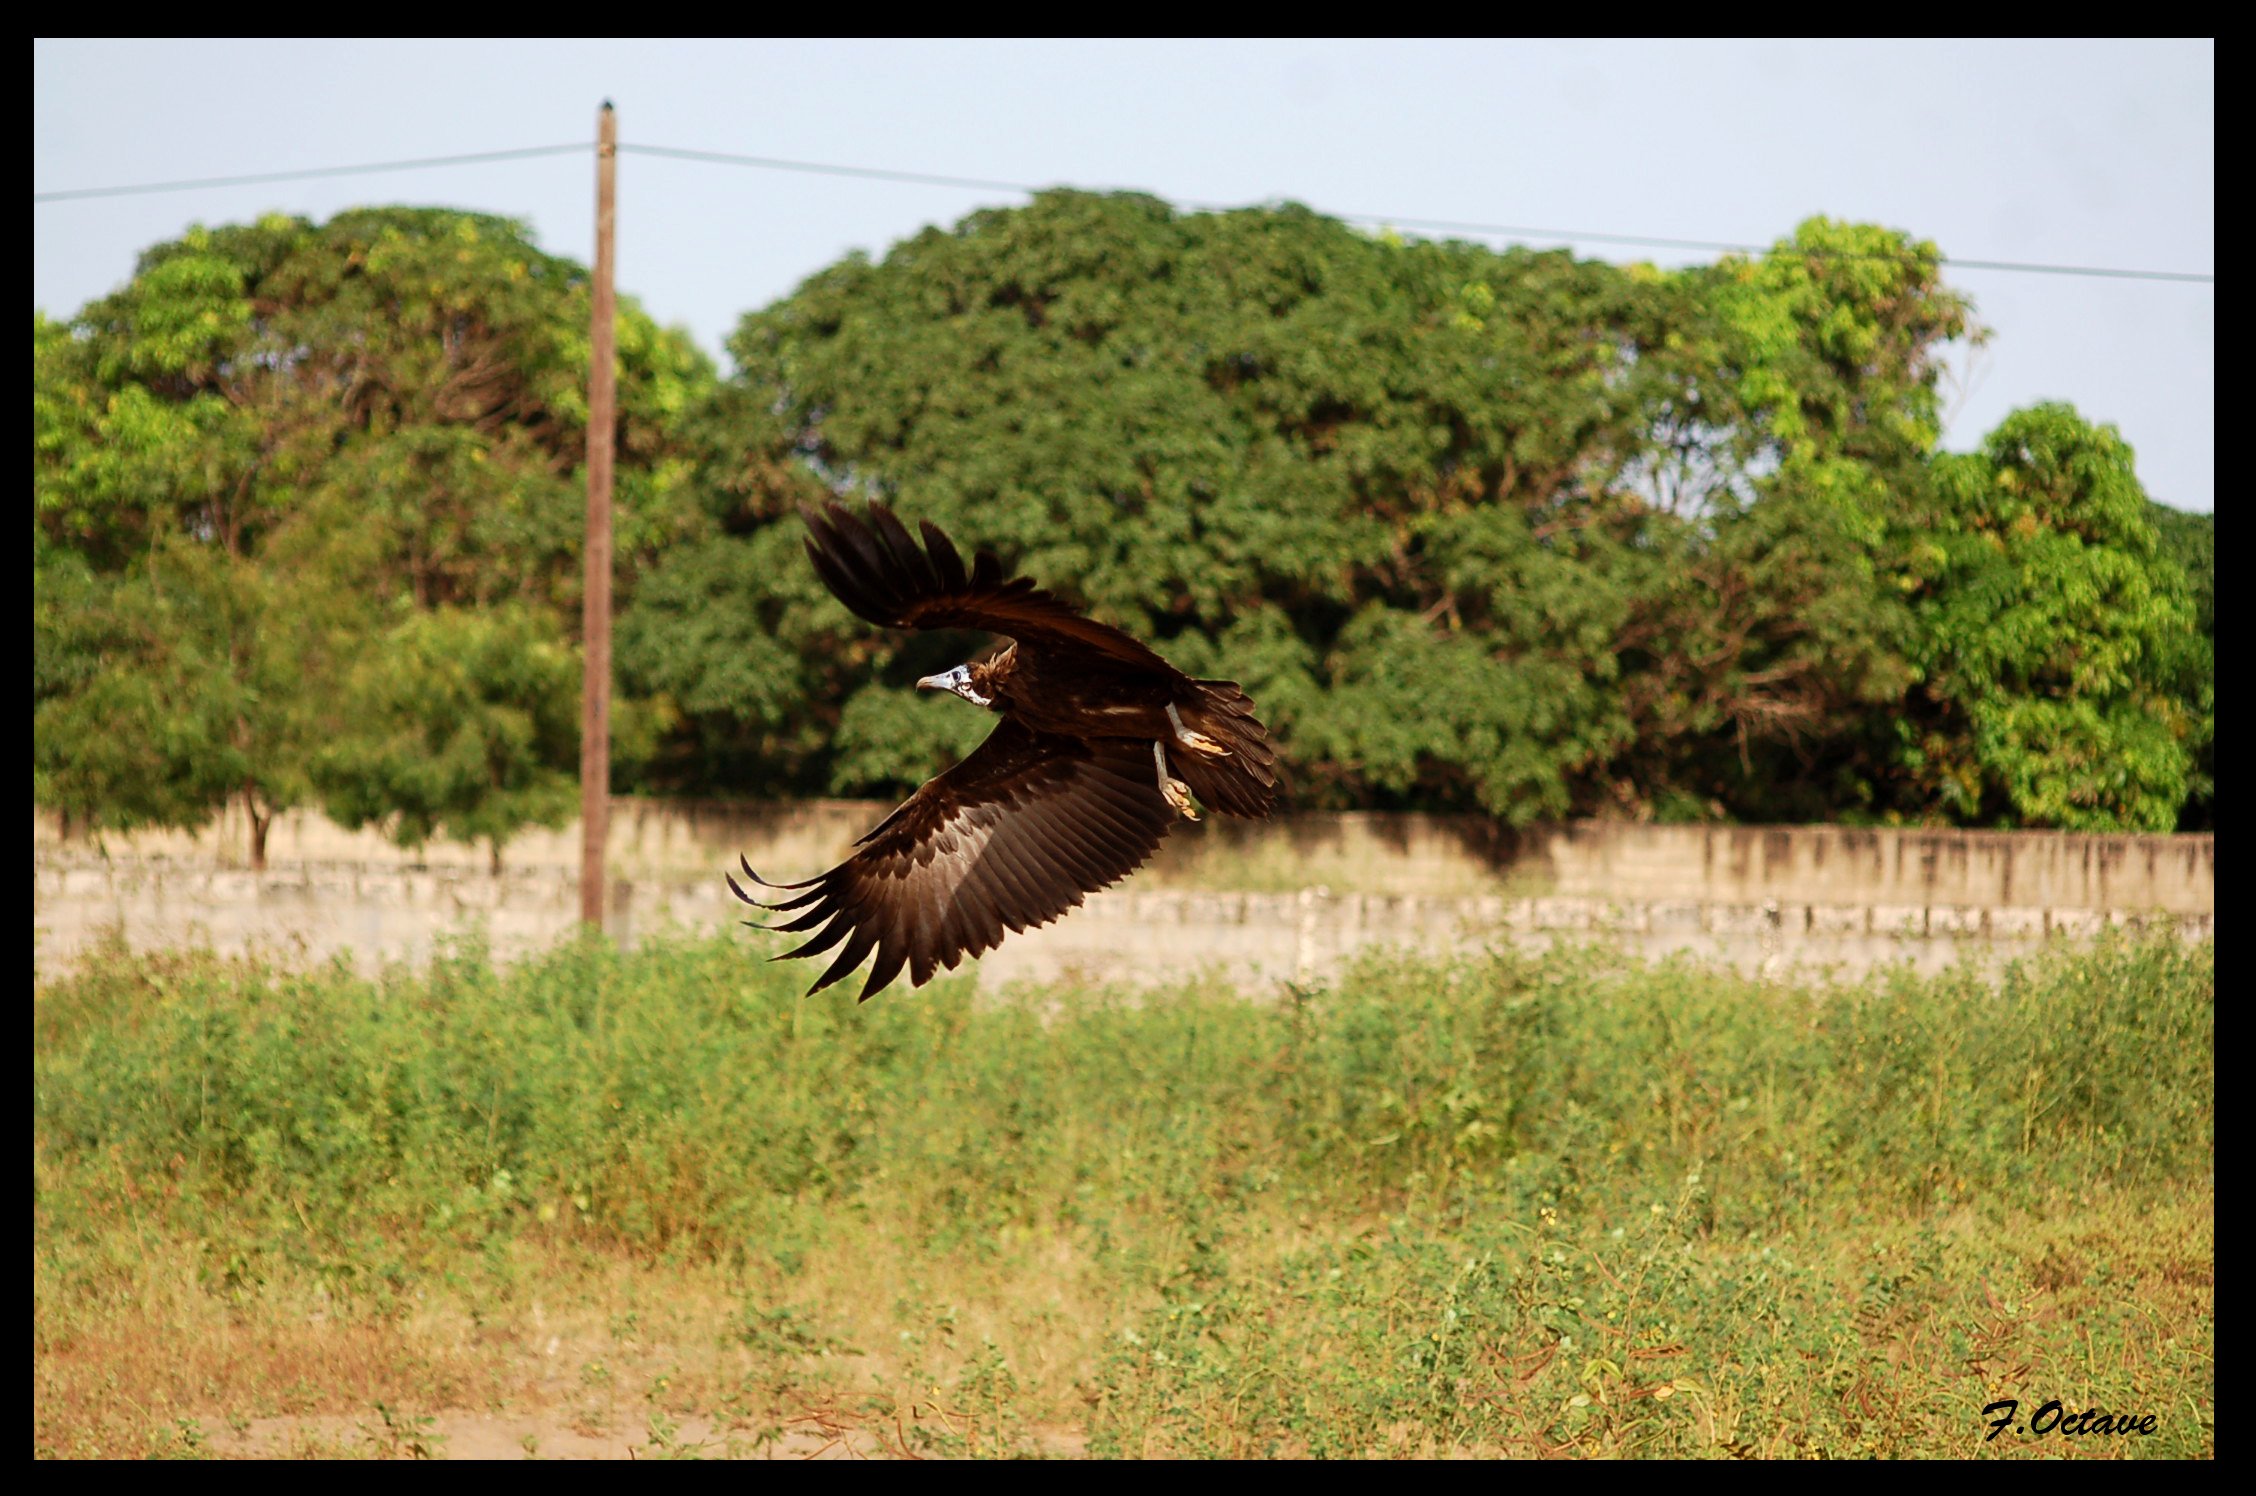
209,1409,1091,1460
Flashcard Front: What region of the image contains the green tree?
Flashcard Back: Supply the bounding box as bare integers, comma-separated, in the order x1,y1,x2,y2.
33,533,350,866
2148,503,2214,829
637,195,1986,828
34,208,713,860
612,379,838,795
1700,217,1977,472
47,198,2200,841
313,604,585,873
1618,219,1976,820
1902,404,2201,831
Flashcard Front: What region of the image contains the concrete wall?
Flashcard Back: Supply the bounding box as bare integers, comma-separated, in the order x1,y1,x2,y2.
34,804,2212,988
33,803,2215,910
1539,823,2214,915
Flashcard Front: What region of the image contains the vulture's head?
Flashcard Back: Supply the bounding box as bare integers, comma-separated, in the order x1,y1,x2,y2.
916,650,1009,709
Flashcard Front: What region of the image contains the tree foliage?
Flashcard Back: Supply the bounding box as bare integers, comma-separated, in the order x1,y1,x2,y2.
1904,405,2206,831
34,530,342,862
313,603,586,871
2148,501,2215,830
636,194,2177,829
37,196,2212,840
34,209,712,863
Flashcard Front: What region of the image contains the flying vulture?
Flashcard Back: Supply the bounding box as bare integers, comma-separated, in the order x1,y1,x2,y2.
728,501,1279,1001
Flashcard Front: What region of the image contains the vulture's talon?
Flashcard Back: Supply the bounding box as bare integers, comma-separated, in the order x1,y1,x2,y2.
1179,730,1227,757
1153,739,1201,819
1166,702,1230,758
1163,778,1201,821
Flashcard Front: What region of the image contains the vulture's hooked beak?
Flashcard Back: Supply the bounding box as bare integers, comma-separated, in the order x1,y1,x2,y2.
917,664,992,706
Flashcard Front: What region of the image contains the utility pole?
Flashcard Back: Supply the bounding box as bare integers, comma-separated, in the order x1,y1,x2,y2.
580,101,617,929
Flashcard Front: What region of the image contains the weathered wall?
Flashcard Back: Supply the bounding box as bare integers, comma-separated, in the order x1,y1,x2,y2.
32,804,2216,910
34,804,2212,988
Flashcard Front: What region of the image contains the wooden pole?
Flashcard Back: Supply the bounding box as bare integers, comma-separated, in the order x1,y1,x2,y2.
580,101,617,929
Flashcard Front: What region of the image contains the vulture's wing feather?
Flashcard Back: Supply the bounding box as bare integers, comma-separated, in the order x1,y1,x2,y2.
802,500,1174,673
729,717,1176,1001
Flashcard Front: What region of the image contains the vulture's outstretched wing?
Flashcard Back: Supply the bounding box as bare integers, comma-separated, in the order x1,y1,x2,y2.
802,500,1174,673
729,717,1176,1001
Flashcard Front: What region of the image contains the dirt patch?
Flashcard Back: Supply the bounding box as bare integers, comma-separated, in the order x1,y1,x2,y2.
207,1408,1090,1460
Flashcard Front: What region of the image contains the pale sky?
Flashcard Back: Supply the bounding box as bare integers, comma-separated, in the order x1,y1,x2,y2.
34,38,2214,511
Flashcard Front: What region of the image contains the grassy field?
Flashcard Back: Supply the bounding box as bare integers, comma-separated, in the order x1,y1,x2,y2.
34,930,2212,1459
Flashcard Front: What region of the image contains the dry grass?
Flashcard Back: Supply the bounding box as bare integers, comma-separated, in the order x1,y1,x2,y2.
35,932,2213,1458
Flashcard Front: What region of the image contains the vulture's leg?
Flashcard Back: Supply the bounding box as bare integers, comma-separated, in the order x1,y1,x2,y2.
1166,702,1229,757
1153,740,1200,821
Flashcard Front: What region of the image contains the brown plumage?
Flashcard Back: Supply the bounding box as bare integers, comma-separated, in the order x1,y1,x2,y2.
729,500,1280,1001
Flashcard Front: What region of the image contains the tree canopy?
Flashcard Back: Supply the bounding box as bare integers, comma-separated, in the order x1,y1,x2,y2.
34,207,711,864
1904,406,2207,830
625,191,2209,831
36,195,2213,847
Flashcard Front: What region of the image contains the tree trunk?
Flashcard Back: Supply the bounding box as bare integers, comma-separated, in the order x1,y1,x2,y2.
247,791,270,872
489,838,504,878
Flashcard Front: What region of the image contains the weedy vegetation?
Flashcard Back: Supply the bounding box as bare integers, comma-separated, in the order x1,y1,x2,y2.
35,931,2211,1458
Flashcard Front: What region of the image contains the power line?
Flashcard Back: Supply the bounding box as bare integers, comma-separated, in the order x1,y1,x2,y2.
33,137,2216,286
31,143,586,202
618,142,1047,198
1311,212,2215,284
619,143,2215,285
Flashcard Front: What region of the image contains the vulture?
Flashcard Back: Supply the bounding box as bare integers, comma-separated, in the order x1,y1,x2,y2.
728,501,1279,1001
